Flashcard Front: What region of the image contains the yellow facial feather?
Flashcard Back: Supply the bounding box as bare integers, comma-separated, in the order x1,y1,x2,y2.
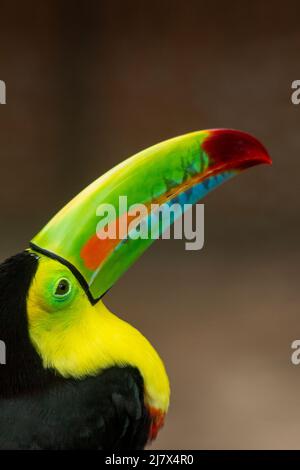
27,254,170,412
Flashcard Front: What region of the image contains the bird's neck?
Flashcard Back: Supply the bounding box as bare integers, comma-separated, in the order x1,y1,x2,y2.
0,252,60,397
0,329,61,397
29,301,170,414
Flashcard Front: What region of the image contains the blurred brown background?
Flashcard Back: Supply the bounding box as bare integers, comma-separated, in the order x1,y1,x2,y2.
0,0,300,449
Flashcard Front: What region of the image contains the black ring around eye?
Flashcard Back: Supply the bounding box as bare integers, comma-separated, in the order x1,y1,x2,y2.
54,278,71,297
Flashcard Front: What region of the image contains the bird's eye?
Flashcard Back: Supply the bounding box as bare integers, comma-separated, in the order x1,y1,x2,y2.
54,278,71,298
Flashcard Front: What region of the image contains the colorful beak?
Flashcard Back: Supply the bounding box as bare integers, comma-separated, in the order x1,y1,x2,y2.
30,129,271,303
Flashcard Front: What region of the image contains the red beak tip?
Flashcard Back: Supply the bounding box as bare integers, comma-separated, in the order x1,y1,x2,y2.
203,128,272,169
265,154,273,165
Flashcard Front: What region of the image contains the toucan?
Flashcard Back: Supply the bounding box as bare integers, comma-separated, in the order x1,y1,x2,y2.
0,129,271,449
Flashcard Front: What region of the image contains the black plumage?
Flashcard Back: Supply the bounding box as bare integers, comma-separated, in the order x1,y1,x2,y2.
0,252,150,449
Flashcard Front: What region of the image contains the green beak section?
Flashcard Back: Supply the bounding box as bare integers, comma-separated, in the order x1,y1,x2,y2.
31,129,271,302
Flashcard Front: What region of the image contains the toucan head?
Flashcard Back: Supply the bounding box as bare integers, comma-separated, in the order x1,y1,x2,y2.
0,129,271,441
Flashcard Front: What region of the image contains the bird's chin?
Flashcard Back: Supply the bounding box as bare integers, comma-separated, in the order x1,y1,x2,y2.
147,406,166,442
